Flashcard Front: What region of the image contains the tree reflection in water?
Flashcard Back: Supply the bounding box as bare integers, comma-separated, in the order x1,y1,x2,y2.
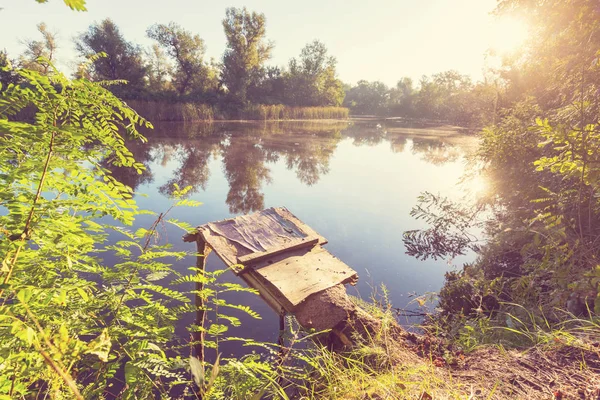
106,121,473,214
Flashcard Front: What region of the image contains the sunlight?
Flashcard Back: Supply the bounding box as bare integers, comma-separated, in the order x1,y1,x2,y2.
488,16,529,55
464,174,490,198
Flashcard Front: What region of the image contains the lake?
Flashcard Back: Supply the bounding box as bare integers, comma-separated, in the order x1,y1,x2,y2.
109,120,479,356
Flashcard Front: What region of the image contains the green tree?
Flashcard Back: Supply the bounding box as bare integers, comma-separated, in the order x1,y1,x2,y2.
388,77,415,116
147,22,217,97
221,7,273,105
19,23,57,74
75,19,147,96
145,43,173,92
406,0,600,329
343,80,389,115
285,40,345,107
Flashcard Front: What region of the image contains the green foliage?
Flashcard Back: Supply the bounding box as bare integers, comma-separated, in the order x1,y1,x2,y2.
221,7,272,105
35,0,87,11
75,19,147,96
403,192,483,261
405,0,600,353
344,71,496,126
0,51,20,89
284,40,345,107
0,62,281,398
146,43,173,92
147,22,218,96
124,99,348,122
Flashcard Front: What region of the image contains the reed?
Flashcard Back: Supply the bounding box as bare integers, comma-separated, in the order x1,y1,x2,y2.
244,105,349,120
126,100,349,122
126,99,215,122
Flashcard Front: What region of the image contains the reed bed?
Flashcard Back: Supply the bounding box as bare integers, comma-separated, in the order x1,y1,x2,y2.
126,100,215,122
242,104,349,120
126,100,349,122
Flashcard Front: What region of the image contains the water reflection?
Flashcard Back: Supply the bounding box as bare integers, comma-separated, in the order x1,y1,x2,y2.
158,139,220,197
222,137,272,213
106,121,473,214
100,120,478,352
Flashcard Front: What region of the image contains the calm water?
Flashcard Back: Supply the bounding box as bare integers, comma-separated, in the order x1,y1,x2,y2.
110,120,478,355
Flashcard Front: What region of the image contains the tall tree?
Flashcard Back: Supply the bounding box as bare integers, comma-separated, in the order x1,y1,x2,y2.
145,43,173,92
20,23,57,74
343,80,389,115
221,7,272,105
147,22,216,96
388,77,415,116
285,40,345,107
75,19,147,96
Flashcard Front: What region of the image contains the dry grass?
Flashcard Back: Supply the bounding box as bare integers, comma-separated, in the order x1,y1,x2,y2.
242,105,349,120
290,294,600,399
126,99,215,122
126,100,349,122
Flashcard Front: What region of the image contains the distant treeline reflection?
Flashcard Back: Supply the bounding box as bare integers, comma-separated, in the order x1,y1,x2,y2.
106,122,471,213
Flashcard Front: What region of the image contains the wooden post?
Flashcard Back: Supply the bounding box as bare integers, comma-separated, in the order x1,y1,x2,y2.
195,236,211,362
277,313,285,349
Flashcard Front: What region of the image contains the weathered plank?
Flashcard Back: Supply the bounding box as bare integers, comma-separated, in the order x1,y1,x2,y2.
251,245,358,308
272,207,328,246
238,271,287,314
189,207,357,312
196,207,326,274
237,236,319,265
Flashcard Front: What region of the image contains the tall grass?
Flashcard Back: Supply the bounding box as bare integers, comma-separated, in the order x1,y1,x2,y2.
241,104,349,120
126,100,349,122
126,99,216,122
289,290,471,400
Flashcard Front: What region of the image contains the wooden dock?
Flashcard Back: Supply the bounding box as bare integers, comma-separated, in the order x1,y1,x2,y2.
184,207,358,315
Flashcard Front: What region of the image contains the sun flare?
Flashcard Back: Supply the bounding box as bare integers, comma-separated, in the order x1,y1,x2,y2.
488,16,529,55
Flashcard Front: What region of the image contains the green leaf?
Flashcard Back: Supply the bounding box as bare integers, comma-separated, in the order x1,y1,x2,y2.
124,362,139,385
76,287,89,301
189,356,204,387
0,259,9,273
16,288,33,304
87,329,111,362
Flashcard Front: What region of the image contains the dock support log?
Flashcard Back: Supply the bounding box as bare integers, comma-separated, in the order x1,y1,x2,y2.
194,236,211,362
294,284,407,349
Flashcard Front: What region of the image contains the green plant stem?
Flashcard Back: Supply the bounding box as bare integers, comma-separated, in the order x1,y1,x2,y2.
1,129,56,296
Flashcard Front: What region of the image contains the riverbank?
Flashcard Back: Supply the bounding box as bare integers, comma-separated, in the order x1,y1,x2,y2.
300,296,600,399
125,99,349,122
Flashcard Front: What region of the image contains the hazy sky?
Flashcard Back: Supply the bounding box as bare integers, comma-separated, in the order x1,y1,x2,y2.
0,0,525,86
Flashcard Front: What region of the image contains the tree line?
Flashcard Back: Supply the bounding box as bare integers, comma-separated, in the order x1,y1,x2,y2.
344,71,501,127
0,8,346,114
2,8,506,125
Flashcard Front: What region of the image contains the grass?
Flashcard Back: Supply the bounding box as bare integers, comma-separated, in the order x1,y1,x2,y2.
241,104,349,120
294,343,471,400
126,99,215,122
429,302,600,353
210,289,598,399
277,288,474,400
127,100,349,122
282,292,600,399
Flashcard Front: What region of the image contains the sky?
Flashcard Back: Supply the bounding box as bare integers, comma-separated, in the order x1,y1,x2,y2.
0,0,527,86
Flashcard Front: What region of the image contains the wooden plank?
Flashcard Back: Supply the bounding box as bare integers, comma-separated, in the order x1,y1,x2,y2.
197,226,239,267
252,245,358,308
272,207,328,246
238,236,319,265
196,207,328,275
188,207,358,309
239,270,288,314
